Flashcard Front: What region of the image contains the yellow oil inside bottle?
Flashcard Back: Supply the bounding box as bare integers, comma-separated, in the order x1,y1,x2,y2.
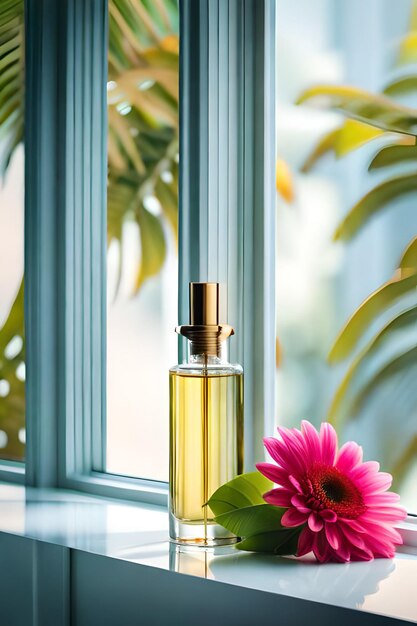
169,370,243,545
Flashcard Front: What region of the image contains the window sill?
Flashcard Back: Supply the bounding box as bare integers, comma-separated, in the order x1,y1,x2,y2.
0,483,416,624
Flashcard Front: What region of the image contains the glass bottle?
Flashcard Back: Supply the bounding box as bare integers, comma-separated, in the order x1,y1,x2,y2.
169,282,244,546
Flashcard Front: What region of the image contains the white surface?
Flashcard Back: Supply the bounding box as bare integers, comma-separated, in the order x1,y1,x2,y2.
0,484,415,623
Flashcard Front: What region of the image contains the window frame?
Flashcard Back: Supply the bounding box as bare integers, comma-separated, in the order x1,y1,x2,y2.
1,0,414,548
7,0,275,505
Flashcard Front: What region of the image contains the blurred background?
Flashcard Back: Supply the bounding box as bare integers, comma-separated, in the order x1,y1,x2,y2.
276,0,417,511
0,0,416,510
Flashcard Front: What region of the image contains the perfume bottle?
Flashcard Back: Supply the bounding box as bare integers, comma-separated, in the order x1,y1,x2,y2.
169,283,244,546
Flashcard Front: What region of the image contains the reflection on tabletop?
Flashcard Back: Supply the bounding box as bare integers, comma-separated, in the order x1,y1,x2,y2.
169,543,395,609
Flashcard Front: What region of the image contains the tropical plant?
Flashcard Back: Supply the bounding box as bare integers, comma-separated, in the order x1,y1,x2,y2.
107,0,179,292
0,0,179,459
297,3,417,486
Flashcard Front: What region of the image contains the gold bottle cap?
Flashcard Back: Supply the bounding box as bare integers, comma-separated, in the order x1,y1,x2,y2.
189,282,219,325
176,282,234,356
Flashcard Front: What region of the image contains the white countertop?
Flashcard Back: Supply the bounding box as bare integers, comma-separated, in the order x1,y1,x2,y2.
0,483,416,623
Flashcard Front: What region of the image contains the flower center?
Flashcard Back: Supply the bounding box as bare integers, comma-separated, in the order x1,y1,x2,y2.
304,463,366,519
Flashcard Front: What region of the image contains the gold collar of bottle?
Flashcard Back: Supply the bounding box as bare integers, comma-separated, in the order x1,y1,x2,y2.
176,283,234,357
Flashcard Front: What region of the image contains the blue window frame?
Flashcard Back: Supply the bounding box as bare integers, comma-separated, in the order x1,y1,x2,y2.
5,0,276,505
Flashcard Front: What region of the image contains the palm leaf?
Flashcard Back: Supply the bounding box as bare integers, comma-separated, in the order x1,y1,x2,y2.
296,85,417,136
369,143,417,170
301,120,388,172
333,172,417,242
0,0,23,177
135,203,166,291
328,306,417,426
397,33,417,67
301,127,340,173
384,75,417,97
349,345,417,419
0,280,25,460
391,436,417,489
106,0,179,292
328,269,417,363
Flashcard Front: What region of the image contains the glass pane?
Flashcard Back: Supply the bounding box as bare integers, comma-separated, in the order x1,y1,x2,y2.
0,3,25,462
276,0,416,512
106,0,179,481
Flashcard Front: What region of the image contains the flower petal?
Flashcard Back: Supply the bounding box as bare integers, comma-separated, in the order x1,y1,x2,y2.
301,420,321,463
297,525,314,557
277,426,308,474
291,494,311,513
308,511,324,532
325,522,340,550
263,488,293,507
263,437,294,472
355,471,392,493
339,522,366,549
320,508,337,522
347,519,367,533
351,460,380,481
281,508,308,528
319,422,337,465
288,474,302,492
256,462,293,489
361,506,407,522
336,441,363,473
312,530,333,562
363,492,400,505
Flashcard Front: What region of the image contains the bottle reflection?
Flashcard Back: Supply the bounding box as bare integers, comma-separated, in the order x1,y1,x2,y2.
169,543,237,580
170,543,396,610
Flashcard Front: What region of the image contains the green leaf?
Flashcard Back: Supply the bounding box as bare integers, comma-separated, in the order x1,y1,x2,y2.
391,436,417,490
328,305,417,426
301,120,385,172
0,278,25,460
369,143,417,170
301,127,340,172
0,279,24,350
108,107,146,175
207,471,272,516
328,270,417,363
335,119,386,157
155,177,178,238
296,85,417,136
134,204,166,291
350,345,417,418
0,0,23,178
397,32,417,67
237,528,302,555
399,235,417,269
215,504,286,537
209,476,304,556
384,75,417,97
333,172,417,242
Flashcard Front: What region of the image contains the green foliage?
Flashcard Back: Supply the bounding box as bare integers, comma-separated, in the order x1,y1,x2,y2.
328,306,417,428
297,2,417,486
0,0,24,176
333,172,417,242
207,471,273,513
0,1,179,454
296,85,417,136
207,472,303,555
107,0,179,293
0,283,25,460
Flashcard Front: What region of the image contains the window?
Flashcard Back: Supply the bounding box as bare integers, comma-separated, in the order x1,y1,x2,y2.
4,0,415,534
106,0,179,482
12,0,275,503
275,0,417,512
0,0,25,464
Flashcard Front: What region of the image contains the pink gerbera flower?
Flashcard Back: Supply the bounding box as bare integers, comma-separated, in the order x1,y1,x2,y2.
256,421,407,563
